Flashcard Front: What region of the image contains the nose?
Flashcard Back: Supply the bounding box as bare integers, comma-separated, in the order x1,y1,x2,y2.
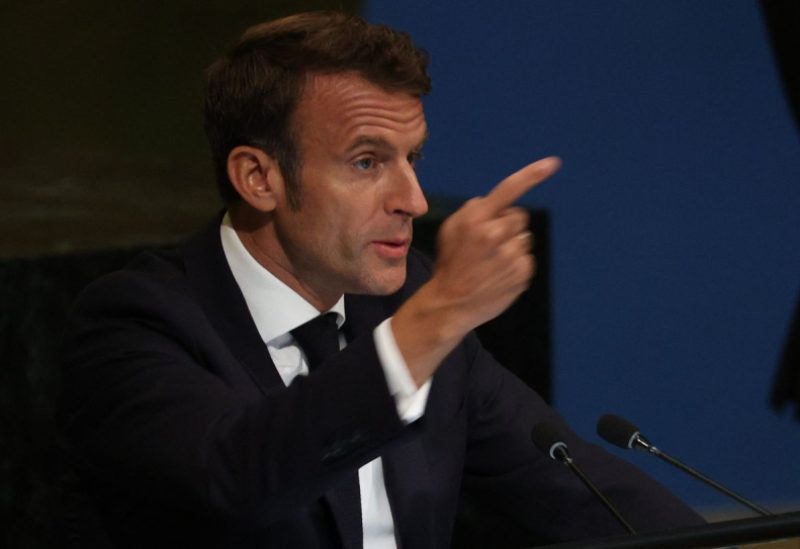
388,163,428,219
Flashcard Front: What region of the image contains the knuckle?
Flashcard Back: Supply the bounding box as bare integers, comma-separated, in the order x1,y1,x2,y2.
476,222,501,247
496,241,520,264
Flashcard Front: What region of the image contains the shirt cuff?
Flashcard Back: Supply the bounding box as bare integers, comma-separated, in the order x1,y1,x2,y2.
373,317,431,423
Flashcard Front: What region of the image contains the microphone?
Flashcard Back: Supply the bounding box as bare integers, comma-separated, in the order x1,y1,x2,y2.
596,413,773,517
531,421,636,534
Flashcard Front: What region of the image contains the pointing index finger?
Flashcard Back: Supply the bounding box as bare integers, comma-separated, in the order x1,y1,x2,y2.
484,156,561,212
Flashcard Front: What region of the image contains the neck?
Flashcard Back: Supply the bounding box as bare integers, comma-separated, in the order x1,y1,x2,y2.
228,204,341,312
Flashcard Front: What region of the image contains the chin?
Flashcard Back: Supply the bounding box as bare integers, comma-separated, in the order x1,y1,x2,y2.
358,267,407,296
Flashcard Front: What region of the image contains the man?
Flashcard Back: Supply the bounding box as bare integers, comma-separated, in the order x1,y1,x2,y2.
60,11,703,548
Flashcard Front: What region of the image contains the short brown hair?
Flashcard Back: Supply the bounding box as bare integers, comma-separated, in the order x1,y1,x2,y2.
204,11,431,206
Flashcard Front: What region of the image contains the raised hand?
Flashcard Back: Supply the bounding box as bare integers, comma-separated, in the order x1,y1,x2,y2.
393,157,561,385
432,156,560,331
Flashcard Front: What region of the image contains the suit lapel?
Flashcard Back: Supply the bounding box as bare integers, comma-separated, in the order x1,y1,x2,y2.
181,215,284,393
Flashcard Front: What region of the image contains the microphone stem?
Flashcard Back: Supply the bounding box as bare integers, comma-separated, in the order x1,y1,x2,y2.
559,451,637,534
640,442,773,517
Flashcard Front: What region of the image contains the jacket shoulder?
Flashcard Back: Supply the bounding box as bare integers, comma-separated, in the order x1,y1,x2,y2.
71,247,190,315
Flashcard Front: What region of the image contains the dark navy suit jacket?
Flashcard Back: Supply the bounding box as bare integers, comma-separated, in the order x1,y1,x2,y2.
60,218,703,548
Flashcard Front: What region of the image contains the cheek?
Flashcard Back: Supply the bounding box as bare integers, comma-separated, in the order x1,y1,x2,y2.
334,225,362,264
330,210,376,256
305,188,383,262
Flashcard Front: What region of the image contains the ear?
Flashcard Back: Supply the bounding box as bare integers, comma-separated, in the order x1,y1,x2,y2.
226,145,285,212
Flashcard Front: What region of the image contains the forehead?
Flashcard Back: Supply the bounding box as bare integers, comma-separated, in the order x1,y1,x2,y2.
293,72,427,145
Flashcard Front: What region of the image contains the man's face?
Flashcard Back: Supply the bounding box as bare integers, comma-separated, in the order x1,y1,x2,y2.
270,72,429,305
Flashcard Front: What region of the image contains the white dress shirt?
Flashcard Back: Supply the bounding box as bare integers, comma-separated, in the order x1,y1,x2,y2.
220,213,431,548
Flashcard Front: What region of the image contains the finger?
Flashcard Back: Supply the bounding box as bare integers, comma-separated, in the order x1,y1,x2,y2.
498,206,530,225
517,230,534,253
481,211,529,246
483,156,561,213
494,230,534,270
494,207,531,239
497,247,536,289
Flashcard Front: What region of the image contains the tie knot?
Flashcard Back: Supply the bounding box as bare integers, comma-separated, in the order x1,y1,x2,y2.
290,312,340,370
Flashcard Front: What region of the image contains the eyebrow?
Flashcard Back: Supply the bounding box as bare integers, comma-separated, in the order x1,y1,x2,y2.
344,131,430,155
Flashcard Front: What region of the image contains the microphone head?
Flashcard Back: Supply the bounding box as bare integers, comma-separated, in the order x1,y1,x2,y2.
597,414,641,449
531,421,569,461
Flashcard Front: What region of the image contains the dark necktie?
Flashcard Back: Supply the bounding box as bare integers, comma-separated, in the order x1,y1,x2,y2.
290,313,363,549
290,312,340,371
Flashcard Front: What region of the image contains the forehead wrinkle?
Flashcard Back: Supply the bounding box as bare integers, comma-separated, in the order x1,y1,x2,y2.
308,73,424,123
338,111,426,136
340,104,425,126
337,99,426,141
300,72,427,150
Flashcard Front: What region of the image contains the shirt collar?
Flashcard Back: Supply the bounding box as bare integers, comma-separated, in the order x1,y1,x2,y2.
219,212,345,345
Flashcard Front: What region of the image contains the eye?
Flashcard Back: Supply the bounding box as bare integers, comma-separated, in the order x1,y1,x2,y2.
353,157,375,171
407,151,423,167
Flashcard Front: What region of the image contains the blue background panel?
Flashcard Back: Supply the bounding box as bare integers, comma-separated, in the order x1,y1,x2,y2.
365,0,800,512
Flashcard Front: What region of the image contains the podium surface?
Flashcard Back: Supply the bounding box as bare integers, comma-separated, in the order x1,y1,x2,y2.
544,511,800,548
